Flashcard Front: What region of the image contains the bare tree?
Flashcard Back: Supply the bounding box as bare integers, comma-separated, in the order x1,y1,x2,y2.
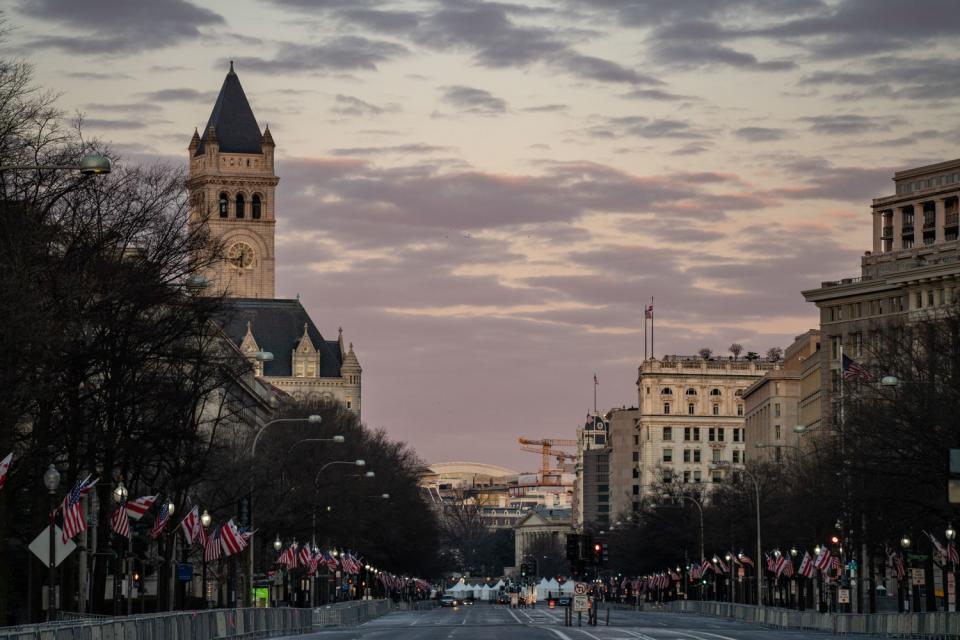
698,347,713,360
766,347,783,362
729,343,743,359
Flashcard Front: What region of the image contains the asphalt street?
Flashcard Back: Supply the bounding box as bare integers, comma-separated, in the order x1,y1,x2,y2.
280,603,894,640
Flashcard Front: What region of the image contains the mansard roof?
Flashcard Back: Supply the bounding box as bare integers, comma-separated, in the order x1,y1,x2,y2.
221,298,342,378
196,62,263,155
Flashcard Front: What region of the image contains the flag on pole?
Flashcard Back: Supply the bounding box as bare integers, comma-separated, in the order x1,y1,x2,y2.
924,530,946,563
644,304,653,319
61,475,98,543
125,495,157,521
0,451,12,490
204,525,222,562
773,554,786,577
179,506,202,545
298,545,311,567
798,552,814,578
781,558,794,578
151,501,171,539
110,500,130,538
814,547,831,571
890,551,906,580
948,541,959,567
841,353,872,381
739,553,754,567
220,519,245,556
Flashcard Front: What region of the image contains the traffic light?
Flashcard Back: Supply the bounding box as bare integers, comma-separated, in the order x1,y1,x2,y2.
830,535,841,546
566,534,581,562
520,563,529,578
601,543,609,565
593,543,602,565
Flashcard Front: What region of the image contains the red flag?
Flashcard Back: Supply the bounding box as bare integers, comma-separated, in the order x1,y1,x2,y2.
798,552,814,578
125,495,157,521
179,506,201,545
814,547,831,571
0,451,12,490
220,519,245,556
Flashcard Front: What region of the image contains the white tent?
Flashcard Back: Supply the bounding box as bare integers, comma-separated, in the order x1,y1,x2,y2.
535,578,551,600
560,580,575,594
493,579,505,590
480,584,493,601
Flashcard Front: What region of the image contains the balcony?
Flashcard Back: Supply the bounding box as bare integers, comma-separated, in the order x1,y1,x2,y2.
902,225,914,235
881,226,893,238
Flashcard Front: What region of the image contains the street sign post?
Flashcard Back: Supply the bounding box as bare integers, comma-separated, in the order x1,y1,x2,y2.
573,594,589,612
838,589,850,604
911,568,926,586
574,582,588,595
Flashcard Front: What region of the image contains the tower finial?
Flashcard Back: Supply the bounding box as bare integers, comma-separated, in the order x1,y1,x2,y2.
229,60,235,74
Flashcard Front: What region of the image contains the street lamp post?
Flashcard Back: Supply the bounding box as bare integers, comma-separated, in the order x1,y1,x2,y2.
272,536,282,607
677,495,704,601
112,481,130,616
947,524,957,612
740,467,763,608
901,535,913,612
248,412,321,607
43,464,61,621
201,510,212,608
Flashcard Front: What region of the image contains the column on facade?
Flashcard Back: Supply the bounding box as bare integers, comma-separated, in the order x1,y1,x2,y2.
872,209,882,254
893,207,903,250
936,198,947,244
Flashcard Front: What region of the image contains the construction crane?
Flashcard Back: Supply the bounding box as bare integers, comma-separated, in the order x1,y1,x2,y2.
518,437,578,474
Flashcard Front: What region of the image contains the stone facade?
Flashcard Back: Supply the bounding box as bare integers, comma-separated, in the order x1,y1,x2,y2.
803,158,960,430
188,64,361,416
512,507,571,570
742,331,820,464
631,356,775,506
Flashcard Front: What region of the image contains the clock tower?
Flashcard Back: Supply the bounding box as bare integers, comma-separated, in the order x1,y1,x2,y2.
187,62,278,299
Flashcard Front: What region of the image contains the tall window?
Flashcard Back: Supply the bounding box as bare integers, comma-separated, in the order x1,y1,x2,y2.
663,427,673,441
774,403,781,418
252,194,262,219
693,427,700,441
684,427,691,441
717,428,724,442
235,193,245,218
708,428,716,442
693,449,701,462
712,404,720,416
662,448,672,463
663,403,671,415
737,404,744,416
775,424,782,439
688,403,695,415
683,449,691,462
219,192,228,217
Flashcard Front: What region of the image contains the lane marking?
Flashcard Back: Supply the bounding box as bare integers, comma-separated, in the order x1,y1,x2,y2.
684,631,740,640
544,627,577,640
506,607,524,625
621,629,660,640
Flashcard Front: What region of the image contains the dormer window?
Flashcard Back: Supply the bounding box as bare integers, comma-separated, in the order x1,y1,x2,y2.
710,388,722,396
252,194,262,219
219,192,228,218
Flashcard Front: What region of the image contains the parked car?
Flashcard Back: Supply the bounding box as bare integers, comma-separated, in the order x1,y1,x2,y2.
557,596,571,607
497,593,511,605
441,594,460,607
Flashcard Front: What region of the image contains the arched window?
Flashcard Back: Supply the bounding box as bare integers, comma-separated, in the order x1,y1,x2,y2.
661,387,673,395
685,388,697,396
235,193,245,219
710,388,722,396
252,194,262,219
218,192,228,218
735,389,744,397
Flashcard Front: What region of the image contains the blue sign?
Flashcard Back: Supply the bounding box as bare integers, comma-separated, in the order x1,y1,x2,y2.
177,563,194,582
342,584,350,591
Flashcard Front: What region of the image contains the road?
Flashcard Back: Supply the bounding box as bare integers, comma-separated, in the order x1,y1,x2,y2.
280,603,892,640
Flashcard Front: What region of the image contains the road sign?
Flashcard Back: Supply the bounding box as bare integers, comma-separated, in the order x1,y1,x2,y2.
911,568,926,586
574,582,588,595
838,589,850,604
177,563,194,582
573,594,589,612
29,525,76,567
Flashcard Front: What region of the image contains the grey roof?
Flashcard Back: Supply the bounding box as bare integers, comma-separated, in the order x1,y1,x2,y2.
221,298,342,378
196,62,262,155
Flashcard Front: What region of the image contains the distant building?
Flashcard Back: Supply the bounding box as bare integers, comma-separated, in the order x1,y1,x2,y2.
743,331,820,464
513,506,572,570
187,63,361,414
631,356,775,505
803,158,960,429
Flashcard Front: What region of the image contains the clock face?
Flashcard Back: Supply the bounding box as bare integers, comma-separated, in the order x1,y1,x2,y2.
227,242,255,271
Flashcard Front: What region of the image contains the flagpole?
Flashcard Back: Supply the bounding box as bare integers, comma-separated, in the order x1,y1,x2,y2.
650,296,655,359
593,374,597,413
644,302,648,361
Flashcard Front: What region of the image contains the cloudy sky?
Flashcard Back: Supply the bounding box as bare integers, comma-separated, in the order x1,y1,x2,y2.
6,0,959,470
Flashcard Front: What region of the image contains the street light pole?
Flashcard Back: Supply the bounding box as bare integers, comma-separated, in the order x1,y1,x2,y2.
201,510,212,608
43,464,61,621
248,412,321,607
739,467,763,608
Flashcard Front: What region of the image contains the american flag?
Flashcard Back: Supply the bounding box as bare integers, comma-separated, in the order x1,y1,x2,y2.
814,547,831,571
830,555,842,576
739,553,754,567
701,558,713,574
61,475,98,543
948,542,959,567
798,552,814,578
773,554,786,577
298,545,311,567
0,451,12,490
645,304,653,319
323,551,338,571
204,525,222,562
716,557,729,573
151,501,171,539
781,558,794,578
220,520,246,556
924,530,946,562
889,550,906,580
728,552,742,566
841,354,872,381
125,495,157,521
110,500,130,538
765,553,775,573
179,506,202,545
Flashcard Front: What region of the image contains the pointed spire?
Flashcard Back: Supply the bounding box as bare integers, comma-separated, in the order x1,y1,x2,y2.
189,127,200,150
240,320,260,354
261,125,274,147
196,62,263,155
295,322,315,353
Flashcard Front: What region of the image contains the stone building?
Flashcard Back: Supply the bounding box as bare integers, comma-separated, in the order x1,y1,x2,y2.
628,356,775,507
188,63,361,414
802,158,960,429
742,330,820,464
513,506,571,571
